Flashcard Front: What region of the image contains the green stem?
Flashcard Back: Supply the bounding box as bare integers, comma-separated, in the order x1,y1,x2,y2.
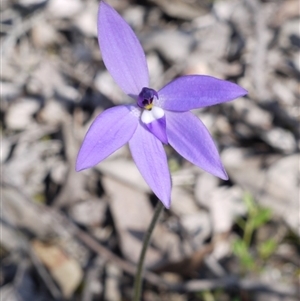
243,219,253,248
133,201,164,301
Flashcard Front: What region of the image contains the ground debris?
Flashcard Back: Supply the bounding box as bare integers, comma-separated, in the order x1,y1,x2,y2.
1,0,299,300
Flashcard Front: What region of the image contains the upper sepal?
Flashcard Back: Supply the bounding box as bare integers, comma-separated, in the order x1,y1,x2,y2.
98,1,149,97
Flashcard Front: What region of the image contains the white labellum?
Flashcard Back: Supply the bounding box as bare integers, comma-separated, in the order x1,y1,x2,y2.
141,106,164,124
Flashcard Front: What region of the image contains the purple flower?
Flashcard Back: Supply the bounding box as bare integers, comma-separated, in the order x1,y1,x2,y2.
76,1,247,208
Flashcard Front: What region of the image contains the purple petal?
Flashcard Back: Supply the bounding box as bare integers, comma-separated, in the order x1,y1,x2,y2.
165,111,228,180
76,105,139,171
98,1,149,97
129,125,171,208
145,116,168,144
158,75,247,111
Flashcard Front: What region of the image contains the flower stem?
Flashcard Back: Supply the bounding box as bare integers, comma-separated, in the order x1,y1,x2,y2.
133,201,164,301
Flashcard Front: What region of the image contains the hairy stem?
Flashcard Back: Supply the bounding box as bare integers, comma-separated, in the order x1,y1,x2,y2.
133,201,164,301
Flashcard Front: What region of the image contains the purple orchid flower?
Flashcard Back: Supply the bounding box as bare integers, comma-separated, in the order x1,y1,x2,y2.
76,1,247,208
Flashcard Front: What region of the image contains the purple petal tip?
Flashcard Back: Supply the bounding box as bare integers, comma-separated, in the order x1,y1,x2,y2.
161,198,171,209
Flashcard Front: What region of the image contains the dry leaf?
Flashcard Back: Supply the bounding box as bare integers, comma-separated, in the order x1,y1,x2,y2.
32,240,83,298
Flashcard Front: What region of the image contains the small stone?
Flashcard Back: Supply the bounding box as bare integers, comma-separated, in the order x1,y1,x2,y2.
144,30,194,63
171,187,199,216
181,211,211,247
50,160,68,184
39,100,67,125
31,20,58,48
123,5,145,30
208,186,245,233
278,19,300,49
47,0,83,19
105,264,121,301
17,0,46,7
0,139,11,163
5,99,40,130
1,82,21,101
195,173,219,207
69,199,107,227
97,158,150,193
74,2,98,37
262,127,296,154
94,71,127,104
229,98,272,130
147,52,164,89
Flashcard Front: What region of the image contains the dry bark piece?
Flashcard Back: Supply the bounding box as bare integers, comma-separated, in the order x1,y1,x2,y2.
53,117,86,207
102,176,161,266
102,176,183,266
4,138,61,197
2,186,54,237
32,240,83,298
97,158,151,193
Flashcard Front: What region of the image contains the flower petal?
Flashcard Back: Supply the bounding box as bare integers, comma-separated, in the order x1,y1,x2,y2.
129,125,171,208
158,75,247,111
76,105,139,171
98,1,149,97
165,111,228,180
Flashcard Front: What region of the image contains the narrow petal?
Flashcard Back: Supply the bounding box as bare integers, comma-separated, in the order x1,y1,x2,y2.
129,125,171,208
165,111,228,180
76,105,139,171
158,75,247,111
98,1,149,97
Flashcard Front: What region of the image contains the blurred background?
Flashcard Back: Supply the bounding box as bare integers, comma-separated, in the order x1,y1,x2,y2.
1,0,299,300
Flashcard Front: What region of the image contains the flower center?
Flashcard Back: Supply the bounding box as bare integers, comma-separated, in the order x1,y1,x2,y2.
137,87,168,144
137,87,158,110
